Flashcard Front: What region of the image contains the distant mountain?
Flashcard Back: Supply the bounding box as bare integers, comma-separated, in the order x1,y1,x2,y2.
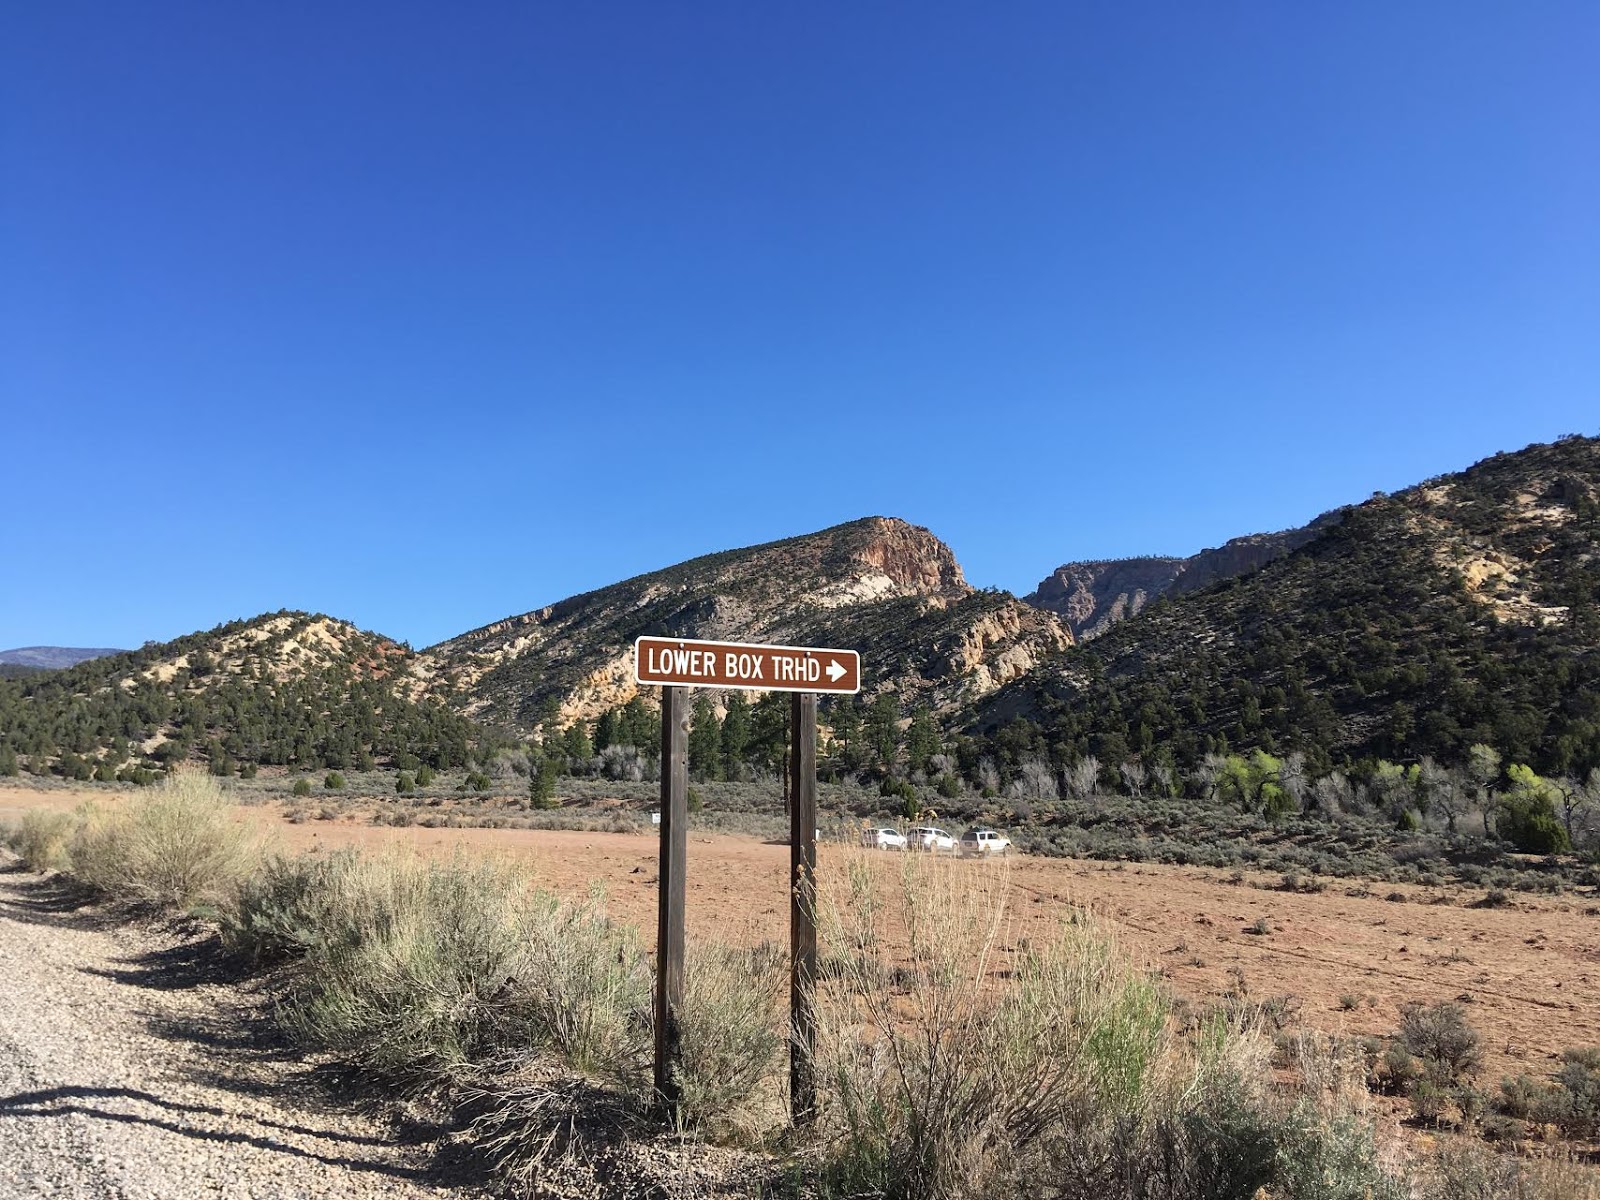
1027,512,1345,641
0,646,125,670
979,434,1600,776
418,517,1071,730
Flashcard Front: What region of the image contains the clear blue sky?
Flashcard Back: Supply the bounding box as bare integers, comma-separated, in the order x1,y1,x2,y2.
4,3,1597,650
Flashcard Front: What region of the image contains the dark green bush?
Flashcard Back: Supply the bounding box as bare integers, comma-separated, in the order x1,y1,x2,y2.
1398,1002,1482,1088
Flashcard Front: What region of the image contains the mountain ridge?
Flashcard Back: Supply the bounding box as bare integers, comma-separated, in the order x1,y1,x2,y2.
0,647,125,670
1026,510,1345,640
4,435,1597,786
415,516,1070,729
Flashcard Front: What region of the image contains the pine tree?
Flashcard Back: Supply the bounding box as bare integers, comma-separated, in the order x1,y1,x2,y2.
622,697,660,755
750,693,789,774
689,695,723,781
906,706,940,775
529,753,559,809
828,699,862,769
563,721,594,763
867,693,900,768
720,694,751,778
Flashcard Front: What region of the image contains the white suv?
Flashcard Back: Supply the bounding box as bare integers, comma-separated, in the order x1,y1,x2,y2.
959,829,1012,857
860,826,907,851
908,826,956,853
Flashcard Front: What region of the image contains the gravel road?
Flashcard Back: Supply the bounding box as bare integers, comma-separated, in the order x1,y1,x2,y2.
0,857,479,1200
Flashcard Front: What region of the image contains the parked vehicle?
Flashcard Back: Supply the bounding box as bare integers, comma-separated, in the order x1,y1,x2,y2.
959,828,1012,857
860,826,908,850
908,826,957,853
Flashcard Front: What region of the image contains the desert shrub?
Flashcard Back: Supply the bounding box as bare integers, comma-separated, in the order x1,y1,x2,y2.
5,808,74,872
222,852,356,963
395,772,414,795
464,770,491,793
1425,1145,1600,1200
879,776,917,804
673,942,785,1138
1509,1050,1600,1139
1498,1073,1551,1120
1552,1050,1600,1130
1398,1001,1483,1088
1500,791,1572,855
1412,1078,1449,1125
324,772,345,790
292,779,311,797
277,852,650,1091
415,764,436,787
69,768,257,909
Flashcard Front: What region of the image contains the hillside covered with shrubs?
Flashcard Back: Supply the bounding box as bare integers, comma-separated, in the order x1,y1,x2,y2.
976,434,1600,786
0,612,479,781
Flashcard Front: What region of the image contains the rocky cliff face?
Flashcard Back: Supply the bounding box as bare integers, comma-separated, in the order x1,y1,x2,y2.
1028,512,1344,640
1027,558,1185,640
418,517,1068,729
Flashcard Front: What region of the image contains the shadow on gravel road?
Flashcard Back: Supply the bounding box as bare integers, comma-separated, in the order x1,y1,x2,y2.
0,868,485,1192
0,1085,438,1181
0,875,122,932
84,931,259,991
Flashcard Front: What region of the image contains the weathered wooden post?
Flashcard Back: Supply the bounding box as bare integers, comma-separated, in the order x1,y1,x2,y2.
789,690,818,1124
654,684,689,1119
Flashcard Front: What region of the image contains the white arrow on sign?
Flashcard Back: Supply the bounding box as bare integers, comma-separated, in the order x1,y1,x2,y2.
826,659,847,683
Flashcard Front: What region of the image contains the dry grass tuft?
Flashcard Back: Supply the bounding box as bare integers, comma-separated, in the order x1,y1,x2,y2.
4,809,74,873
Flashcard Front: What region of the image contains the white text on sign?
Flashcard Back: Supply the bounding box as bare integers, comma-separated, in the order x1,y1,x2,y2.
632,636,861,695
641,646,827,684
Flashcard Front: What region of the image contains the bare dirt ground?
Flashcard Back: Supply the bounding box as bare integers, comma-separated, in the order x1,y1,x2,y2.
5,784,1597,1095
0,856,475,1200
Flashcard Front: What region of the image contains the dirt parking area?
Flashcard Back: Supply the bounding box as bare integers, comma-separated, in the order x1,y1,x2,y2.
5,785,1596,1088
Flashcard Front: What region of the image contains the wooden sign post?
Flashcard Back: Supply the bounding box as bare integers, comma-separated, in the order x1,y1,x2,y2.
788,691,818,1123
633,636,859,1127
653,685,688,1114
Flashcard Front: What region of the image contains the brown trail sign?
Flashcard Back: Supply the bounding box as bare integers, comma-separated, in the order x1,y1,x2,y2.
632,635,855,1127
633,635,860,695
